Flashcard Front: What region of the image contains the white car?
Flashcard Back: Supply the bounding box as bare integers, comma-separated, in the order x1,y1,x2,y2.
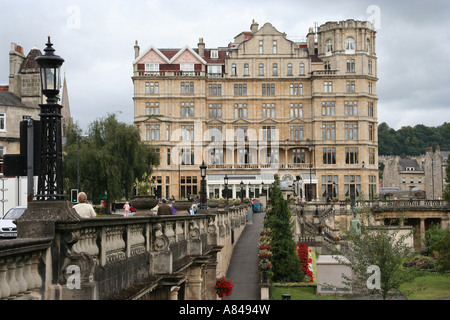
0,206,27,239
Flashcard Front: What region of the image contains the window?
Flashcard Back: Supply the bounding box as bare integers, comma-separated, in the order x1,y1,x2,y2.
290,83,303,96
272,63,278,76
346,59,355,72
146,124,160,141
293,149,306,163
324,81,333,93
368,82,373,94
262,83,275,96
369,147,376,165
344,123,358,140
234,84,247,96
210,50,218,59
259,40,263,54
346,81,355,93
180,63,194,72
209,148,224,165
322,175,338,200
345,37,355,53
290,126,303,141
181,125,194,142
369,175,377,200
326,39,333,55
145,102,159,115
344,101,358,116
273,40,277,54
344,175,361,201
209,126,223,142
345,147,359,164
259,63,264,75
208,84,222,96
181,150,195,166
322,123,335,140
167,148,171,166
180,175,197,198
166,125,170,141
244,63,249,76
300,63,305,75
234,126,248,142
262,126,276,141
232,63,237,76
209,103,222,119
322,101,335,116
369,124,375,141
181,82,194,94
180,102,194,117
323,147,336,164
290,103,303,119
145,63,159,72
234,104,247,119
368,60,373,74
145,82,159,94
262,103,275,118
368,102,374,117
287,63,293,76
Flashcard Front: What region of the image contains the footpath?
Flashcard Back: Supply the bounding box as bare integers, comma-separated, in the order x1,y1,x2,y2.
222,211,265,300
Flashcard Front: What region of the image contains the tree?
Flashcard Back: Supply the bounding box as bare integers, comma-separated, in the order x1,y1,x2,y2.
443,155,450,202
264,175,303,282
425,224,450,272
334,224,421,300
63,114,159,211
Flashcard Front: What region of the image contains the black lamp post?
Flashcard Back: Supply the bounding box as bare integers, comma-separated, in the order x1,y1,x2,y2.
240,180,244,203
224,174,229,203
34,36,65,201
199,161,207,209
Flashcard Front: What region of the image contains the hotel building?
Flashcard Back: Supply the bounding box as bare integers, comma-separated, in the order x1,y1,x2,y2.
132,20,378,201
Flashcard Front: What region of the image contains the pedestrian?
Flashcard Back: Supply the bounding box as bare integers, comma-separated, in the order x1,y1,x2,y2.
123,201,130,217
73,192,96,218
157,198,172,216
189,204,195,215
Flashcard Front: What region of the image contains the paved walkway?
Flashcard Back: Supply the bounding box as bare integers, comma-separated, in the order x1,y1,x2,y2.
222,211,265,300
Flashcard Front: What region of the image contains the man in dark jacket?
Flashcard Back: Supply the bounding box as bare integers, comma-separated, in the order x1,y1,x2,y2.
157,199,172,216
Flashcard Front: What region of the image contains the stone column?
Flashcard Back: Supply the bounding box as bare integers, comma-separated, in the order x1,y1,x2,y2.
185,264,203,300
420,218,426,248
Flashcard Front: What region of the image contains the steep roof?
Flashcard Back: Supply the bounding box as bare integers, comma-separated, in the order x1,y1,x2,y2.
19,47,42,73
0,92,37,109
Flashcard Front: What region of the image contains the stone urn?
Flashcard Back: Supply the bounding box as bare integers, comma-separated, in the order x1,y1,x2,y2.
130,195,159,216
172,200,192,215
207,200,219,208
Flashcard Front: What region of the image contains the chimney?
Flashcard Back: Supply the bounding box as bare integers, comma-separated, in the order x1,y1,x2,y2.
307,27,315,56
198,38,205,57
251,19,259,33
134,40,140,59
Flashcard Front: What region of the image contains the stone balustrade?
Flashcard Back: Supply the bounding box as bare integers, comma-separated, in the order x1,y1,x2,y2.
0,202,250,300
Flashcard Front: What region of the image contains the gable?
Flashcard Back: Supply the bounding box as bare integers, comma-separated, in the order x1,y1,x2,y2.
139,49,168,64
171,46,207,64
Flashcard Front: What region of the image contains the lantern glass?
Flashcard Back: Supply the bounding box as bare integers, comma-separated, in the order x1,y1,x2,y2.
200,162,207,178
40,66,60,92
224,174,228,185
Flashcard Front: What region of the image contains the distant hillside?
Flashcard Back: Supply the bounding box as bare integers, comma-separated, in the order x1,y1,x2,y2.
378,122,450,156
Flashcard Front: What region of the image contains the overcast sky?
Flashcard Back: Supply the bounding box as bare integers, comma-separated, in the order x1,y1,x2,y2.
0,0,449,132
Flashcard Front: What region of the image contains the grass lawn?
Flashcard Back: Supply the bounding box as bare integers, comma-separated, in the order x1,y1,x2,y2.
400,273,450,300
270,286,346,300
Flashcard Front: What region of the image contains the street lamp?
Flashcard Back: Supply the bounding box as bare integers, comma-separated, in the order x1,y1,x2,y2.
224,174,229,203
34,36,65,201
240,180,244,203
199,161,207,209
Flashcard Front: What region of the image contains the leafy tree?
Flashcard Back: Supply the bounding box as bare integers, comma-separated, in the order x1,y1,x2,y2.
425,224,450,272
334,223,421,300
264,174,304,282
443,155,450,202
63,114,159,211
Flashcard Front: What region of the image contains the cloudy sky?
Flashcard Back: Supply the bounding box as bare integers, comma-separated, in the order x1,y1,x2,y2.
0,0,449,132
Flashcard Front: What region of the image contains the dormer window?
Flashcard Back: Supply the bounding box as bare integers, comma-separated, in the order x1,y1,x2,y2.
210,50,218,59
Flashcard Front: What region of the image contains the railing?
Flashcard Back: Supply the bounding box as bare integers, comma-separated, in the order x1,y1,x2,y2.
0,238,52,300
207,163,314,170
0,203,250,300
311,70,338,76
135,71,207,77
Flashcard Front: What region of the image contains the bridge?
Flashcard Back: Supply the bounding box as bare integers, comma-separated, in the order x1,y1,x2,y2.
0,200,249,300
0,199,448,300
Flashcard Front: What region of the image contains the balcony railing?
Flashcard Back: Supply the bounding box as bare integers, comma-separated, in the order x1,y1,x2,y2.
135,71,227,78
207,163,313,170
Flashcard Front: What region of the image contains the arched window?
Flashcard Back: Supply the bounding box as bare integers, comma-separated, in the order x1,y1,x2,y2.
326,39,333,55
345,37,355,53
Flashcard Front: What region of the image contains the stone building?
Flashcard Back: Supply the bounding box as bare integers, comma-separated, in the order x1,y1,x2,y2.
132,20,379,201
381,146,449,199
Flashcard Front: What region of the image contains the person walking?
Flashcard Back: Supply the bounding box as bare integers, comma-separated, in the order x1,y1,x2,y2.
123,201,130,217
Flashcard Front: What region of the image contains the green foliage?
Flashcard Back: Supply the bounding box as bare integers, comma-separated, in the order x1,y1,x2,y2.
335,224,421,300
63,114,159,210
425,225,450,272
444,155,450,201
378,122,450,156
264,175,304,282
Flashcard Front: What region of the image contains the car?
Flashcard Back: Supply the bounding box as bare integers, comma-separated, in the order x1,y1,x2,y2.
0,206,27,239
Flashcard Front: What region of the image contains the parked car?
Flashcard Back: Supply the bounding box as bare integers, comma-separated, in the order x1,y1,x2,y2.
0,206,27,239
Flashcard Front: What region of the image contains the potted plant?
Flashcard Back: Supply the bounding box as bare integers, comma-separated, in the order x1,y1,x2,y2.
130,173,159,215
172,198,192,213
